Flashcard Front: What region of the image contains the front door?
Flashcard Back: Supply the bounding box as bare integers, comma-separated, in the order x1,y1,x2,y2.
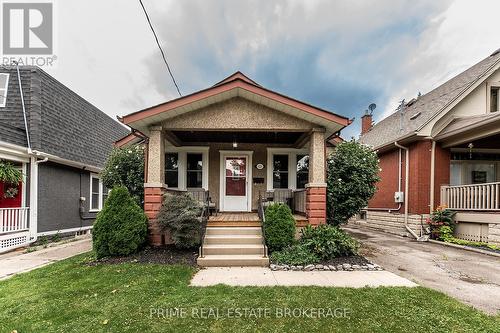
223,156,248,211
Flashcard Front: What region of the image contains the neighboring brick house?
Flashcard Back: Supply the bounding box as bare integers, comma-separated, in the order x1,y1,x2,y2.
354,49,500,245
0,65,129,253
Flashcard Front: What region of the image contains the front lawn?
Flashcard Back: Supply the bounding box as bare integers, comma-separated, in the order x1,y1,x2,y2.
0,254,498,333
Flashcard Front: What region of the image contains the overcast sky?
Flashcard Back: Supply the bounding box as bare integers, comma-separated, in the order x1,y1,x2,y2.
46,0,500,139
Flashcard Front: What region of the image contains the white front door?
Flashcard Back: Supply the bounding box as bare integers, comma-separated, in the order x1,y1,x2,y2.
222,155,249,211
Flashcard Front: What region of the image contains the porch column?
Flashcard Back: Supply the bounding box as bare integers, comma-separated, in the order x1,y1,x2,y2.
306,128,327,225
144,125,166,246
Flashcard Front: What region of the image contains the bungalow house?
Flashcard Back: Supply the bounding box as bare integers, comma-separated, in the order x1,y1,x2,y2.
119,72,350,266
0,65,129,253
354,49,500,246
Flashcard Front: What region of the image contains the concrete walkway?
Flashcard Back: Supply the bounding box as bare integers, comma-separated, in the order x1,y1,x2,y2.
191,267,417,287
344,225,500,314
0,237,92,280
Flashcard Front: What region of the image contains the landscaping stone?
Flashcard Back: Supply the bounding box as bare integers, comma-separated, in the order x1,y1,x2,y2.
315,264,324,270
328,265,337,271
268,260,384,272
304,264,315,271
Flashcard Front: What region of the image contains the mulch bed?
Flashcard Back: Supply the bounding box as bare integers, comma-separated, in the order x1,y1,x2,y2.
87,246,198,267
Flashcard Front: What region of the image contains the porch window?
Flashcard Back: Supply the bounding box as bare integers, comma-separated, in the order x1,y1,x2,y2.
165,153,179,188
296,154,309,189
273,154,289,189
186,153,203,188
0,73,9,107
490,87,499,112
90,175,108,211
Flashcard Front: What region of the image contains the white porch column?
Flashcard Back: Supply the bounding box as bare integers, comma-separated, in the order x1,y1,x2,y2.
146,125,165,186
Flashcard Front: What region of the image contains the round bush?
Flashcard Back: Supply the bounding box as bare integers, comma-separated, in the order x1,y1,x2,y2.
156,193,203,249
270,244,319,266
263,203,296,252
92,186,148,259
300,224,359,259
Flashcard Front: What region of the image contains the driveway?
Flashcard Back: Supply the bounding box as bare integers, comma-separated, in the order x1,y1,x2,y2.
0,237,92,280
344,225,500,315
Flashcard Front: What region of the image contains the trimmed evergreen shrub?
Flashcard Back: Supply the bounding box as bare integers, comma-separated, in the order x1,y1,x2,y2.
157,193,203,249
270,244,319,265
327,140,380,225
263,203,296,252
300,224,359,259
92,186,148,259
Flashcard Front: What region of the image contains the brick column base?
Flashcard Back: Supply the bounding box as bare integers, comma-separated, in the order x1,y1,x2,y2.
144,186,170,246
306,186,327,225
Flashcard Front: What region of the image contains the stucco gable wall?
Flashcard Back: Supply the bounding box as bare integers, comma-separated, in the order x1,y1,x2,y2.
425,68,500,137
162,97,315,131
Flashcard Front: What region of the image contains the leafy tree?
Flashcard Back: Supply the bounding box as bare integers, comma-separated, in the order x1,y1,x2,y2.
327,140,380,225
157,193,203,249
93,186,148,259
101,145,144,206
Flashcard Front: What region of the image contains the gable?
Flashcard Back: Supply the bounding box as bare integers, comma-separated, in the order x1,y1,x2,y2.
163,97,316,131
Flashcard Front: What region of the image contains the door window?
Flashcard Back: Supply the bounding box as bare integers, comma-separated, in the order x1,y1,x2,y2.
225,157,246,196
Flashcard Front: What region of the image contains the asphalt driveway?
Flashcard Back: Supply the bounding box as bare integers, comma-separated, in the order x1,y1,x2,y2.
344,225,500,315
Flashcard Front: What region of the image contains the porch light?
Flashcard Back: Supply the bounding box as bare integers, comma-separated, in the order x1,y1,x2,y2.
232,141,238,148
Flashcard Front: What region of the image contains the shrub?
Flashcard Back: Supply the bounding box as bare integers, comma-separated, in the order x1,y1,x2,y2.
270,244,319,265
0,160,23,183
101,145,144,206
427,206,457,239
263,203,296,252
327,140,380,225
93,186,148,259
300,225,359,259
157,193,203,248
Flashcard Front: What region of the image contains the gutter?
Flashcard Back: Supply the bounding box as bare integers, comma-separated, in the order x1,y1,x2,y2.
394,141,424,241
429,140,436,214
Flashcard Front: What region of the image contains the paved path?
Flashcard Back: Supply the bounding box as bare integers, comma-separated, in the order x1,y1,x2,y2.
344,225,500,315
0,237,92,280
191,267,417,287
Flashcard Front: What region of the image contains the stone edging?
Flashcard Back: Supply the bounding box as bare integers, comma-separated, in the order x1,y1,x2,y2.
270,263,383,271
428,239,500,258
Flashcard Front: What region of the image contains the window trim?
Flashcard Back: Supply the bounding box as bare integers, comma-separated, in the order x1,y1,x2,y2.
266,148,309,191
0,73,10,108
89,174,107,212
487,82,500,113
164,146,209,190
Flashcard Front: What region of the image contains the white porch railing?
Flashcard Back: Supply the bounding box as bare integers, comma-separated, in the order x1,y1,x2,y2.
0,207,30,233
441,182,500,211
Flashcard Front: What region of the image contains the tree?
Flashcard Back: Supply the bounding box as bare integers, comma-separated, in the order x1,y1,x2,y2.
101,145,144,206
92,186,148,259
327,140,380,225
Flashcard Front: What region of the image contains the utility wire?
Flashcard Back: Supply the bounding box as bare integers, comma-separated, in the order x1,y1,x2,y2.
138,0,182,96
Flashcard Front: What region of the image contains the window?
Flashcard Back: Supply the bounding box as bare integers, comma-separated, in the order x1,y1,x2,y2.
296,154,309,189
0,74,9,107
165,153,179,187
491,87,499,112
90,175,107,211
273,154,289,189
186,153,203,188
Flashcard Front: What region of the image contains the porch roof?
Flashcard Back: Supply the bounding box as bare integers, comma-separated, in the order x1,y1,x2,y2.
435,112,500,147
119,72,350,138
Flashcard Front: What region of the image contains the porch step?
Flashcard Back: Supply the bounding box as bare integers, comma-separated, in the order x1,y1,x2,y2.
207,221,261,227
197,255,269,267
205,227,262,236
204,234,262,245
203,244,265,255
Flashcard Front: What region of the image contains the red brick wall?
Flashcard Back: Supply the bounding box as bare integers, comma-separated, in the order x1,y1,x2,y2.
408,140,431,214
144,187,169,246
368,149,403,210
306,186,326,225
433,143,451,210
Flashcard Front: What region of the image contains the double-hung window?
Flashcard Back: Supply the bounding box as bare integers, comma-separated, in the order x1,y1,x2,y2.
165,153,179,187
90,175,109,211
490,87,499,112
296,154,309,189
186,153,203,188
0,73,9,107
273,154,289,189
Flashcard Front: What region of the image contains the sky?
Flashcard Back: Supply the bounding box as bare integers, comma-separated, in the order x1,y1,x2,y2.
44,0,500,139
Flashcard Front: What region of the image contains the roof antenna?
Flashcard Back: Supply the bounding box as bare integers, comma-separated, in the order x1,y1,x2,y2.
399,99,405,132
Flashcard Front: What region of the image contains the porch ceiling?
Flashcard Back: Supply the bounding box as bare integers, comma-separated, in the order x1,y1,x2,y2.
169,130,305,145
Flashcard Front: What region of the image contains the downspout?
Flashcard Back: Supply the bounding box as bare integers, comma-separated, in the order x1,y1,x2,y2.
429,140,436,214
14,62,31,151
394,141,421,240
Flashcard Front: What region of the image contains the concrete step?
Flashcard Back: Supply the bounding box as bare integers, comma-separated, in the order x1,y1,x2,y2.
205,227,262,236
202,244,265,255
204,235,263,245
197,254,269,267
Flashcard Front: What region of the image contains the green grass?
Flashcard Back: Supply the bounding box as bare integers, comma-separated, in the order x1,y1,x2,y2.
0,254,498,333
